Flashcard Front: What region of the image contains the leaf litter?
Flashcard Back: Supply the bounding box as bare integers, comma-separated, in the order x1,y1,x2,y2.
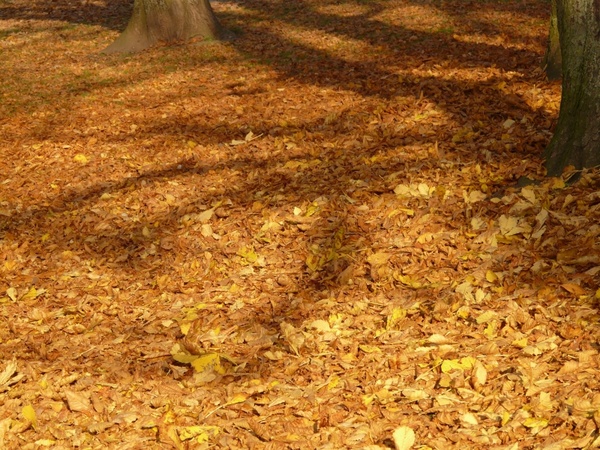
1,0,599,448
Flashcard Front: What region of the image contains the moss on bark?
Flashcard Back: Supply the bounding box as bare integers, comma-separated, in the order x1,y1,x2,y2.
543,0,562,80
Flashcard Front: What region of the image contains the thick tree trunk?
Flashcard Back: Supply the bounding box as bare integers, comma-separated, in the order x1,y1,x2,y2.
542,0,562,80
543,0,600,177
102,0,230,54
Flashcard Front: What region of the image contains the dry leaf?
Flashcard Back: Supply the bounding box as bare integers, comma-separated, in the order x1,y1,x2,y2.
392,426,415,450
21,405,37,430
367,252,391,267
64,390,92,412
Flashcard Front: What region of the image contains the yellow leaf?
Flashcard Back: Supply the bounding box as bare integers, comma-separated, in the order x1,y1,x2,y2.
73,154,89,164
225,393,247,406
417,232,434,244
459,356,476,369
441,359,463,373
170,343,198,363
22,405,37,429
512,337,528,348
22,287,43,301
386,308,407,330
359,345,381,353
362,394,376,406
327,376,340,390
389,208,415,217
485,270,498,283
392,426,415,450
551,177,565,189
306,203,320,217
191,353,225,374
237,247,258,264
393,273,422,288
41,233,50,243
179,425,220,443
523,417,548,428
456,306,470,319
484,321,497,338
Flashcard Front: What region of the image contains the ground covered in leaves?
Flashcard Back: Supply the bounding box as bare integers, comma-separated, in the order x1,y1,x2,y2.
1,0,600,448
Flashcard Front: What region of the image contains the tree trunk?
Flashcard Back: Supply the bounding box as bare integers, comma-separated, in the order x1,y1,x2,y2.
102,0,231,54
543,0,600,177
542,0,562,80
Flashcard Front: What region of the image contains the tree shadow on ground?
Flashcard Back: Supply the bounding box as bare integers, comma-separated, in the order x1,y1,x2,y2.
0,0,132,30
0,0,554,376
0,0,549,126
0,0,552,279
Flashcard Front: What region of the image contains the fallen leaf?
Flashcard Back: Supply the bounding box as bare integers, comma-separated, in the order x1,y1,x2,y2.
64,390,91,412
22,405,37,430
392,426,415,450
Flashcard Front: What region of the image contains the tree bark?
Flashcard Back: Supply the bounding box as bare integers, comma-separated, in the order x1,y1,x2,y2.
543,0,562,80
543,0,600,177
102,0,231,54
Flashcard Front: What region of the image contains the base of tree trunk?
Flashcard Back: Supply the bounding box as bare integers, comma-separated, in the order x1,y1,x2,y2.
102,0,232,54
543,0,600,177
544,106,600,177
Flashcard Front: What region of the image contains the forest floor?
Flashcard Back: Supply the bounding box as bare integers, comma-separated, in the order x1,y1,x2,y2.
1,0,600,448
